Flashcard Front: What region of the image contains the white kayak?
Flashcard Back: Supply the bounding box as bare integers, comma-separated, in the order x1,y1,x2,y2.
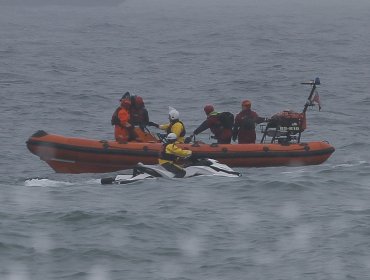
101,158,241,185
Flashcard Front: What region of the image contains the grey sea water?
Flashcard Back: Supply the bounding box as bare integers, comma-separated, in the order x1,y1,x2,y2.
1,0,370,279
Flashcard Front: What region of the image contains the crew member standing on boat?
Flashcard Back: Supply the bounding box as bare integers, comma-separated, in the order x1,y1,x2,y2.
188,105,232,144
130,95,150,131
112,97,135,143
111,92,130,127
232,100,267,144
148,107,186,143
158,133,192,178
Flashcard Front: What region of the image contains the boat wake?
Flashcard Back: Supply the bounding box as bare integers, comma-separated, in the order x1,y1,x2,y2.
24,178,75,187
331,160,368,169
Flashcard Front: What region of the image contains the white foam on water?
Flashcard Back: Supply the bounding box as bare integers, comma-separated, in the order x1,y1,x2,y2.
24,178,74,187
280,168,307,177
85,179,102,185
332,160,368,168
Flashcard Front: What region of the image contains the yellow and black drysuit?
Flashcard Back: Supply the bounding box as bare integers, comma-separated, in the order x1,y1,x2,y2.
158,142,192,178
159,120,186,143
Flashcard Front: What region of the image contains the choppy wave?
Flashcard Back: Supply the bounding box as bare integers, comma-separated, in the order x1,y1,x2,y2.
2,1,370,279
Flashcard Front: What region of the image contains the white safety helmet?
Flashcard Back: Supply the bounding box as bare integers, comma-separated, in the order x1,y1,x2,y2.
169,109,179,120
166,133,177,141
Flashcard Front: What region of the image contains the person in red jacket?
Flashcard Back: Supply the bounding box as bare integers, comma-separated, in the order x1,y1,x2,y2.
130,96,150,131
188,105,232,144
232,100,267,144
112,98,135,143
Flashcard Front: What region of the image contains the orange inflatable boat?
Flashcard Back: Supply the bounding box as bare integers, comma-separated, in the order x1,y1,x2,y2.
26,78,335,173
26,129,334,174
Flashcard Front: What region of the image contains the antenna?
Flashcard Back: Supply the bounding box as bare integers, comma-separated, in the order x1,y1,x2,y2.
302,77,320,114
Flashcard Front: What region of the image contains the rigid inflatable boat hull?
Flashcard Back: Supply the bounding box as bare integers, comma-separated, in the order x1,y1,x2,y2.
26,131,335,173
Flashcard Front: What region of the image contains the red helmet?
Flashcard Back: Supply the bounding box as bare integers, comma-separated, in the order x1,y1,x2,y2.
242,100,251,109
204,104,214,115
135,96,144,106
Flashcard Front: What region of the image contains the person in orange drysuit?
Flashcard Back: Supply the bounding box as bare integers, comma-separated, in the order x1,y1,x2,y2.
112,98,134,143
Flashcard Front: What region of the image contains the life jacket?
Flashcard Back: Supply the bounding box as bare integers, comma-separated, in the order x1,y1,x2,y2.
159,143,178,162
166,120,186,137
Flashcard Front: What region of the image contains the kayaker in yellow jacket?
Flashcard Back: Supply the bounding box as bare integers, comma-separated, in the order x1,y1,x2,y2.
158,133,192,178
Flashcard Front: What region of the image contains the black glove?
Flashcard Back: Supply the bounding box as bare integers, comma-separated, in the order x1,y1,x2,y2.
147,121,159,128
184,136,192,144
184,134,194,144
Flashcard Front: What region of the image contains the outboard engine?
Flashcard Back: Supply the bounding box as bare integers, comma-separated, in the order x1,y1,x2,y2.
261,110,306,144
260,77,321,144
